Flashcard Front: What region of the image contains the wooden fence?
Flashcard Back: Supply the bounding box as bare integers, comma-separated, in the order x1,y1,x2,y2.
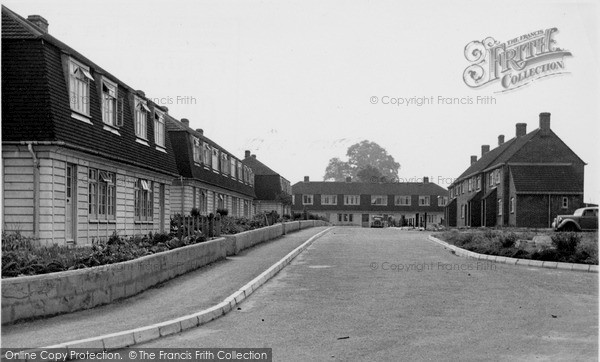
171,214,222,239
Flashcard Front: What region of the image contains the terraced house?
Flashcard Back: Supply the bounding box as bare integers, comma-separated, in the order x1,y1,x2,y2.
1,6,179,245
445,113,585,228
166,119,255,217
292,176,448,227
242,151,292,217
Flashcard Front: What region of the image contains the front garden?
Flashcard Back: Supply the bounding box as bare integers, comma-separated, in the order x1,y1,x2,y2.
1,210,324,278
433,229,598,265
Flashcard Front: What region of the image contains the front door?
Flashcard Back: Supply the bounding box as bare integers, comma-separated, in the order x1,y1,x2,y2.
362,213,369,228
65,163,76,243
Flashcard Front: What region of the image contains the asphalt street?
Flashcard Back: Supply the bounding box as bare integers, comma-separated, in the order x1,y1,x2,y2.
134,227,598,361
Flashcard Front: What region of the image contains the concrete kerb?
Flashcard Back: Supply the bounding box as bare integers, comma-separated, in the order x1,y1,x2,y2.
33,226,333,354
427,235,598,273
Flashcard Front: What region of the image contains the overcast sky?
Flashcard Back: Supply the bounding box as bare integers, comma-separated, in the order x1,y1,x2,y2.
4,0,599,203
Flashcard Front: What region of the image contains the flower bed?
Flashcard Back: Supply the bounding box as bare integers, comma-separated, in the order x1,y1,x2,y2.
433,229,598,265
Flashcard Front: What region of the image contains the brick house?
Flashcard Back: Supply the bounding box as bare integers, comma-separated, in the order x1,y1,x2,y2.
242,151,292,217
1,6,179,245
292,177,448,227
166,119,256,217
446,113,585,228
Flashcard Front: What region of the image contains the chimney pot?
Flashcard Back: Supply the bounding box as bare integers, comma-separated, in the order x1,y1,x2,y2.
195,128,203,135
181,118,189,126
516,123,527,137
251,154,256,158
423,177,429,184
498,135,505,146
470,155,477,165
539,112,551,131
245,150,251,158
481,145,490,157
345,176,352,183
27,15,49,33
304,176,310,182
136,90,146,98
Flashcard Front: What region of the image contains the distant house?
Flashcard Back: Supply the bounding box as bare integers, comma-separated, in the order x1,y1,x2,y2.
242,151,292,216
1,6,178,245
292,176,448,227
166,120,256,217
446,113,585,228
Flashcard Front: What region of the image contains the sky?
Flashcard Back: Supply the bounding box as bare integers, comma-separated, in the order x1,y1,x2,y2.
3,0,599,203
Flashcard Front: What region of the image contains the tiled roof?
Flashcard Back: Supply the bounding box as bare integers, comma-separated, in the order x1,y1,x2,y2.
510,165,583,193
452,130,540,185
242,156,279,176
292,181,447,195
2,6,179,176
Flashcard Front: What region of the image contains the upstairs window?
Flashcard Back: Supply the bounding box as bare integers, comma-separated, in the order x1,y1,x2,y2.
134,97,149,139
371,195,388,205
438,196,448,206
203,144,211,167
302,194,313,205
154,109,165,148
476,175,481,190
237,161,243,181
101,78,122,126
419,196,430,206
220,153,228,174
321,195,337,205
344,195,360,205
395,195,411,206
230,158,237,178
192,137,201,163
212,148,219,171
69,58,93,116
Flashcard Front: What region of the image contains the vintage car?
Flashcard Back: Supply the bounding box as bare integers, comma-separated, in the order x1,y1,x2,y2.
370,216,385,228
553,207,598,232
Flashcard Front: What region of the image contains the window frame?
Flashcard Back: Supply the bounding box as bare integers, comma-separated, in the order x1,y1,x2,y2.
134,178,153,222
321,194,338,205
69,58,93,117
154,108,166,148
498,198,503,216
419,195,430,206
88,168,116,221
101,77,118,126
302,194,314,205
561,197,568,209
371,195,388,206
395,195,411,206
134,96,149,140
510,197,515,213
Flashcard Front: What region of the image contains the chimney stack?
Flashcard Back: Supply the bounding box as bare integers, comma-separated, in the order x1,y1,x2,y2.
539,112,551,131
136,90,146,98
245,150,251,158
516,123,527,137
195,128,203,135
251,154,257,159
481,145,490,157
181,118,189,126
304,176,310,182
27,15,49,33
498,135,505,146
470,155,477,165
345,176,352,183
423,176,429,184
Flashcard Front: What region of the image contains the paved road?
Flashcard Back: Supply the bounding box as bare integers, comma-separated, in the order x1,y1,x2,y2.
134,227,598,361
1,227,330,348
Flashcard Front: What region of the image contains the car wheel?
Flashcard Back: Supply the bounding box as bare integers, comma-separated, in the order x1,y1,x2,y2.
561,223,577,232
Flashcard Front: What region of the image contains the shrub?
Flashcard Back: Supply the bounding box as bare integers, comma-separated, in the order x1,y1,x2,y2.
216,208,229,216
551,232,580,254
501,232,519,248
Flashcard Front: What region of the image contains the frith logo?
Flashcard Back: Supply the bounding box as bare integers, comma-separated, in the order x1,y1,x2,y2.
463,28,572,92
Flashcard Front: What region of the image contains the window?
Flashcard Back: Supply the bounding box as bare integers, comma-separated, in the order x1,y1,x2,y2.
438,196,448,206
460,204,464,219
217,193,225,209
292,195,295,205
231,159,237,178
135,179,153,221
419,196,430,206
338,214,342,222
468,178,472,192
69,58,93,116
321,195,337,205
192,137,201,163
343,195,359,205
303,194,314,205
88,168,116,220
243,200,250,217
203,144,211,167
498,198,502,216
199,190,207,214
489,173,494,187
476,175,481,190
349,214,353,222
395,195,411,206
243,166,250,183
562,197,568,209
101,78,119,126
154,109,165,148
212,149,219,171
249,169,254,186
371,195,388,205
134,97,149,139
232,197,238,217
237,161,243,181
495,169,501,185
220,153,228,174
510,197,515,213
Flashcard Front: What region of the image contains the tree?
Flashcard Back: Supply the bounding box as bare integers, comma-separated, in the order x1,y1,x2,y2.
356,164,382,182
323,140,400,181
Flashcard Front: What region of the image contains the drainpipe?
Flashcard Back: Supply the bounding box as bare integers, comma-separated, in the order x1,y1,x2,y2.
548,194,551,228
27,142,40,238
180,176,185,215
